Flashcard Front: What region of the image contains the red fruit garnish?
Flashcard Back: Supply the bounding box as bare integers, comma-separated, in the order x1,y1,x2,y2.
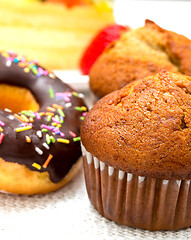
80,24,129,75
46,0,87,8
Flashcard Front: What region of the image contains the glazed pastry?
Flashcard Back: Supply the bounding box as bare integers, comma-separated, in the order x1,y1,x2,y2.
81,70,191,230
89,19,191,98
0,0,114,70
0,50,87,195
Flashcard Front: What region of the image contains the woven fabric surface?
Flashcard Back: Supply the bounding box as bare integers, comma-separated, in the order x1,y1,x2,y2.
0,168,190,240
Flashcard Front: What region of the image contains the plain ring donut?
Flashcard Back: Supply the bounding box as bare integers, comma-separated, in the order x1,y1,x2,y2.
0,50,87,195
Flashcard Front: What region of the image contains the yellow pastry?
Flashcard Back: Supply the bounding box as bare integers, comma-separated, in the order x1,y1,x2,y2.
0,0,114,70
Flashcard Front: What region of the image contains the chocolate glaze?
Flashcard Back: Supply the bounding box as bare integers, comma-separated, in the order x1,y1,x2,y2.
0,52,87,183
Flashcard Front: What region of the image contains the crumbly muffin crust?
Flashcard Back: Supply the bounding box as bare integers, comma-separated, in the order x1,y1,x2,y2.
81,70,191,179
90,20,191,98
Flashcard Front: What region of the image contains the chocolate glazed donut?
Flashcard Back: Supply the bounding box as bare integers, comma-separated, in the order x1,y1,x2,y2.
0,51,87,193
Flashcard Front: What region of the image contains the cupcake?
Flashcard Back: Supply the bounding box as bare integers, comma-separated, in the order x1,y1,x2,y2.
89,19,191,98
81,70,191,231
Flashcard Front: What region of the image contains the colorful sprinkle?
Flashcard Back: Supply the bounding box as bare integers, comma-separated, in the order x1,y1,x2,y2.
52,122,57,126
52,104,63,109
46,107,56,112
81,106,87,111
57,138,70,144
42,128,48,132
31,66,38,75
57,108,65,117
75,106,83,111
15,126,32,132
19,123,26,128
73,136,81,142
5,60,12,67
29,117,34,123
25,136,31,143
69,131,76,138
7,115,14,120
55,115,60,121
4,108,12,112
39,112,45,116
49,73,55,79
47,115,52,122
49,88,54,99
0,133,4,144
35,112,41,120
32,162,41,170
43,154,53,168
21,114,29,122
37,67,44,76
35,146,43,155
72,91,78,97
65,102,72,108
14,114,25,123
36,130,42,138
43,142,50,150
21,110,35,118
46,112,54,117
60,132,65,137
78,93,85,98
0,121,5,126
18,62,28,68
49,136,55,143
14,58,19,63
59,116,64,124
75,106,87,112
46,134,51,144
52,117,60,124
41,124,52,131
54,130,61,135
55,92,72,102
43,70,48,75
24,67,30,73
0,127,3,132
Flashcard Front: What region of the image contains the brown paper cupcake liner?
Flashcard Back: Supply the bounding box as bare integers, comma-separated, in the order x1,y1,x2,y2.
81,143,191,231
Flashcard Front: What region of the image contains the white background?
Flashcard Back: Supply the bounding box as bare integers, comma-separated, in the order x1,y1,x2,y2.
114,0,191,39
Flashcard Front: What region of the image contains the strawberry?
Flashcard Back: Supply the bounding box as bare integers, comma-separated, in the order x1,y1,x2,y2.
80,24,129,75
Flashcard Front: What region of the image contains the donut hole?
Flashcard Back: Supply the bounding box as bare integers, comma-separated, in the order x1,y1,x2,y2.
0,84,39,112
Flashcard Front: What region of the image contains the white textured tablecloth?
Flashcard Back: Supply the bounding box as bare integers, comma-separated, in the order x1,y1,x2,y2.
0,167,191,240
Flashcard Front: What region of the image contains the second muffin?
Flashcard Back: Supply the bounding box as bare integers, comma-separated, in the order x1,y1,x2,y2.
89,19,191,98
81,70,191,231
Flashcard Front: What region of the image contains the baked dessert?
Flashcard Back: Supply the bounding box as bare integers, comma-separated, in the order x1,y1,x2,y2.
80,23,128,75
0,50,87,195
0,0,114,70
89,19,191,98
81,70,191,230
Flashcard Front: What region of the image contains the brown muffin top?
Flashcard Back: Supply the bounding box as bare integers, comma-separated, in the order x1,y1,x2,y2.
81,70,191,179
89,20,191,98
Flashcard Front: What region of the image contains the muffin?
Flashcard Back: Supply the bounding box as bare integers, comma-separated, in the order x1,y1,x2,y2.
81,70,191,231
89,19,191,98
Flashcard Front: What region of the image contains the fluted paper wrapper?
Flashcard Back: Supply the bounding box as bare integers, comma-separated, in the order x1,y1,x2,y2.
81,143,191,231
